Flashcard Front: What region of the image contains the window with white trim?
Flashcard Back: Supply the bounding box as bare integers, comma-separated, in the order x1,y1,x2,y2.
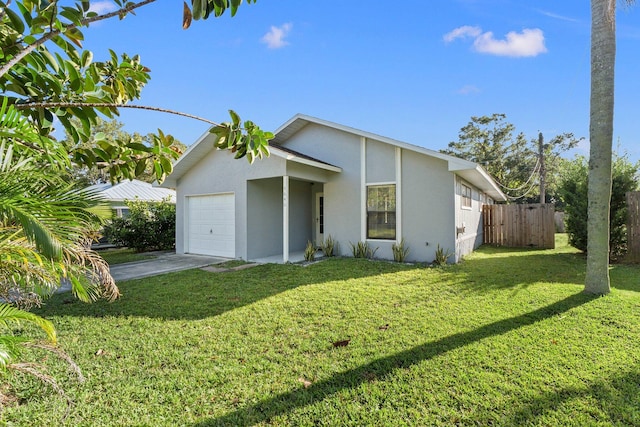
461,183,472,209
367,184,396,240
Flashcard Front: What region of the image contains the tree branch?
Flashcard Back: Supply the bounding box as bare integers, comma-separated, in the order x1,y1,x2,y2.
14,102,219,126
0,0,157,79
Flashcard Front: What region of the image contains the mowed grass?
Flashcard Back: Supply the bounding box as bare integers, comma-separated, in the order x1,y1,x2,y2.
3,236,640,426
96,248,156,265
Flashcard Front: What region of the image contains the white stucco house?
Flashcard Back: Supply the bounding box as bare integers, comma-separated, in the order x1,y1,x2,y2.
161,114,506,263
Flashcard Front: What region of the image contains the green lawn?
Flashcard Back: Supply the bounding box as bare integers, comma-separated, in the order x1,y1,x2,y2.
3,236,640,426
96,248,157,265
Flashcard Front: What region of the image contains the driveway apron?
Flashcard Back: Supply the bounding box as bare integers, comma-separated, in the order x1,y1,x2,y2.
109,253,227,281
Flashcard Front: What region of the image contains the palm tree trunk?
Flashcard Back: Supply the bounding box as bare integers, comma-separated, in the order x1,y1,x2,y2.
586,0,616,294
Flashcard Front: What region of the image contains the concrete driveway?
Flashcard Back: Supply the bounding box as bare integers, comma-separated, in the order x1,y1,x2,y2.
57,252,227,294
109,252,228,281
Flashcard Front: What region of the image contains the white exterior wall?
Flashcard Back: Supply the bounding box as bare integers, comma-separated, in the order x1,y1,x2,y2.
174,120,499,263
175,134,287,259
401,150,456,262
282,124,362,256
282,123,462,262
454,176,487,261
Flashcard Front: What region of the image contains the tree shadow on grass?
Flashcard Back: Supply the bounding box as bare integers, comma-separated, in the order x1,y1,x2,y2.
36,258,420,321
444,249,587,294
192,292,597,427
506,367,640,425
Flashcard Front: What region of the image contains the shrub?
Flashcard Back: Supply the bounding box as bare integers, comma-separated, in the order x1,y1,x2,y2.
349,241,378,259
304,241,317,262
558,155,639,261
392,238,410,262
103,198,176,252
433,244,453,266
320,235,338,257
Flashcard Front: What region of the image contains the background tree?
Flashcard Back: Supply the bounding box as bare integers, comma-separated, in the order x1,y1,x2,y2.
443,114,580,202
559,154,639,262
64,118,187,185
1,0,268,184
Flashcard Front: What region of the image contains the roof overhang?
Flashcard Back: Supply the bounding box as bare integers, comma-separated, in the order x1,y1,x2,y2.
160,127,342,188
273,114,506,201
162,113,505,201
270,146,342,173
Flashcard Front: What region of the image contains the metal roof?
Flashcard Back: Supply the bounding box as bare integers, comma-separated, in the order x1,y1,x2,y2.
87,179,176,203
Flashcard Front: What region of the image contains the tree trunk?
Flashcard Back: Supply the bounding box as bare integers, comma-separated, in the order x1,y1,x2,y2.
586,0,615,294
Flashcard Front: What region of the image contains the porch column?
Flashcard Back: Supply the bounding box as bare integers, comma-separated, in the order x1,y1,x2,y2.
283,175,289,263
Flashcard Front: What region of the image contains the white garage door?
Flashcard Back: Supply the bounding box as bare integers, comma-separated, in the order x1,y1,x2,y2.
187,194,235,257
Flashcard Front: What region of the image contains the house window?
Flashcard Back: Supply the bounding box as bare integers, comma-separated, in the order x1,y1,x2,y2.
115,207,130,218
367,184,396,240
461,184,472,209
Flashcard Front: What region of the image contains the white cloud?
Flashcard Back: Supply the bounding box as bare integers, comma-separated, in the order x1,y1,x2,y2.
443,26,482,43
456,85,481,95
444,26,547,58
88,1,118,14
261,23,293,49
473,28,547,57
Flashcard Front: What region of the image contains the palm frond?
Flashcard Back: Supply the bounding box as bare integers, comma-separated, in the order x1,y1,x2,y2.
0,304,56,344
0,335,27,368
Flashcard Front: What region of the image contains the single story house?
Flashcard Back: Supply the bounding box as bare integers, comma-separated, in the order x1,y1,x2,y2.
87,179,176,217
161,114,506,263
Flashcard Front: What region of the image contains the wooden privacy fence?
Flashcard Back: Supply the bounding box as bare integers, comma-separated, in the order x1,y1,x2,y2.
483,203,555,249
627,191,640,263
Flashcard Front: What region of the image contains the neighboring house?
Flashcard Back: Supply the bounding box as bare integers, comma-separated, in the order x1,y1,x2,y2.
87,179,176,217
161,114,506,263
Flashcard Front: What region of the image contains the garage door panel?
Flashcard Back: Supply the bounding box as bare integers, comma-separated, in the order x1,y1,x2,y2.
187,194,235,257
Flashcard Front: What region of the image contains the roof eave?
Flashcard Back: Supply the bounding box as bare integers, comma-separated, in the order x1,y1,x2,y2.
270,146,342,173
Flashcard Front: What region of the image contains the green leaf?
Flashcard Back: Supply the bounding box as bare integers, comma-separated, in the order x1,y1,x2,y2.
81,50,93,68
192,0,205,19
135,159,147,176
127,142,151,152
5,7,26,34
230,0,241,16
229,109,241,126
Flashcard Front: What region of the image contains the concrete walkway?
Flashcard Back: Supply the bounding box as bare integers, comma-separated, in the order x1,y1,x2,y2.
109,252,227,281
57,252,227,294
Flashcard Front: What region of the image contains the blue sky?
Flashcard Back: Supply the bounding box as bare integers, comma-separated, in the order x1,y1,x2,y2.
80,1,640,160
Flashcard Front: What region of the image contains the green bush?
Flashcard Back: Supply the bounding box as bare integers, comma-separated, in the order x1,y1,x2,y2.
558,155,639,262
103,198,175,252
304,241,317,262
433,244,453,266
320,235,338,257
392,238,410,262
349,241,378,259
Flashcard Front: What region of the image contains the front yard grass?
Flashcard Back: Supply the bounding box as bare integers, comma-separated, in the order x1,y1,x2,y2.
97,248,156,265
3,235,640,426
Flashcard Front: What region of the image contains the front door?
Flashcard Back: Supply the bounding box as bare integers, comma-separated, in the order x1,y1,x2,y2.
315,192,324,246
